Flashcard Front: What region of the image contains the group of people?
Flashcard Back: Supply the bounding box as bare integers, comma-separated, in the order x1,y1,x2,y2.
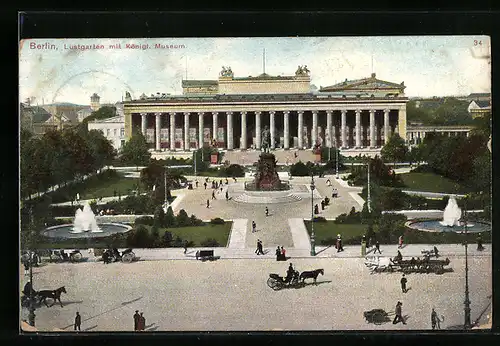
275,246,287,261
133,310,147,331
22,252,39,275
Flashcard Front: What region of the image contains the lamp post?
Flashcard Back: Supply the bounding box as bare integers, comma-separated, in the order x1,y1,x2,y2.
367,160,371,213
335,138,339,179
163,166,169,212
28,207,36,327
463,205,472,329
310,174,316,256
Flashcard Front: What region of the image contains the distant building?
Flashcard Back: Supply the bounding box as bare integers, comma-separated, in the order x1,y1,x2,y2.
20,103,52,135
87,115,125,151
466,93,490,102
406,125,473,146
468,100,491,118
90,93,101,111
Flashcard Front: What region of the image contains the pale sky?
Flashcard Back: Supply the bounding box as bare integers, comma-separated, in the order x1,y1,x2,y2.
19,36,491,105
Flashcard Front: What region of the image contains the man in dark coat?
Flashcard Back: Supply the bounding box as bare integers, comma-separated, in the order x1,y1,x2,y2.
374,240,382,254
133,310,140,331
225,191,229,201
400,274,408,293
392,302,406,324
285,263,295,283
257,240,264,255
275,246,281,261
74,312,81,331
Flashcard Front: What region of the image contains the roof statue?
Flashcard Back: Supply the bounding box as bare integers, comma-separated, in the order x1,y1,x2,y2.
125,91,131,99
220,66,234,77
295,65,310,76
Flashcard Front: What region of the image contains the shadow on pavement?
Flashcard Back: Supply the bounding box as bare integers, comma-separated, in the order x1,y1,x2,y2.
363,309,392,325
315,245,333,255
61,300,84,306
84,325,98,331
121,297,143,305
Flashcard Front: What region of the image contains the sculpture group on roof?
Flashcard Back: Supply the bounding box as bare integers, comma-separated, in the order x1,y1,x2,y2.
220,66,234,77
295,65,310,76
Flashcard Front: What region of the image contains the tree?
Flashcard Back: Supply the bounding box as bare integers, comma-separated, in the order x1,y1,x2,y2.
381,133,408,163
120,132,151,169
164,206,176,227
81,106,117,125
290,161,310,176
84,129,116,170
430,98,473,125
153,205,165,228
176,209,190,227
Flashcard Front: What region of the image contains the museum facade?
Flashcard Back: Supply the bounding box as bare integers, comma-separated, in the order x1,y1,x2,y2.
123,67,409,152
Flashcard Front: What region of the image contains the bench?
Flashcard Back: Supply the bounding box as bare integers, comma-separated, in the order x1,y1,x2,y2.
196,250,216,261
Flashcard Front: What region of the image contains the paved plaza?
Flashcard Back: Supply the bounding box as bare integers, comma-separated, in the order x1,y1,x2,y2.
21,256,491,331
24,171,492,332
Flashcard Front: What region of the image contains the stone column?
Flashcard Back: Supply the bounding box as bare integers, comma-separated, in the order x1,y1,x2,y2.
155,112,161,151
226,111,233,150
240,111,247,149
141,113,147,135
355,109,361,148
398,106,407,140
198,112,204,148
184,112,190,151
255,111,261,149
270,111,276,149
283,111,290,149
384,108,390,144
311,110,318,148
341,110,347,148
169,112,175,150
326,110,333,148
212,112,218,146
369,109,376,148
298,111,304,149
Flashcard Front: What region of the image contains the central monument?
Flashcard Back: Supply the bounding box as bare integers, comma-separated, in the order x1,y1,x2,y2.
245,126,289,191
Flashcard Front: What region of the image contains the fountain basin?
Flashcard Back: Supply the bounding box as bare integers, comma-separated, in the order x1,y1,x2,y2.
406,219,490,233
43,223,132,239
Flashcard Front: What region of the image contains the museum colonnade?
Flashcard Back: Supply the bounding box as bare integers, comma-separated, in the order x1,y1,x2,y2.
133,109,404,151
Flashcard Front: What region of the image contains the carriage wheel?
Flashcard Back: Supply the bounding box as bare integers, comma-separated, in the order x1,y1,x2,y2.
122,253,134,263
267,277,280,290
50,254,60,262
71,253,82,262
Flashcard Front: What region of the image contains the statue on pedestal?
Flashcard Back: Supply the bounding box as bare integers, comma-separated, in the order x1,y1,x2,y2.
261,126,271,153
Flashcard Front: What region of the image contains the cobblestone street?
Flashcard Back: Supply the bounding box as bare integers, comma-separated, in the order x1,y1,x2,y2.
21,256,491,331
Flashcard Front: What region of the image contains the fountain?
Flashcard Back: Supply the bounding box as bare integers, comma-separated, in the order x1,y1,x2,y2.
70,202,102,233
406,196,489,233
43,202,132,240
439,196,462,227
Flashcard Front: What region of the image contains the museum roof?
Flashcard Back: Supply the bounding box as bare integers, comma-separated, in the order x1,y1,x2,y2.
127,92,408,104
320,73,405,92
471,100,490,108
232,73,296,81
182,80,218,87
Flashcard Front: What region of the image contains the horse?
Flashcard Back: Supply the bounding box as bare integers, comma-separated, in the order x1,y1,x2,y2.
299,269,324,284
37,286,67,307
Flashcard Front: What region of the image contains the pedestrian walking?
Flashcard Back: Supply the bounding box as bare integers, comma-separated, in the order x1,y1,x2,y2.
23,260,30,275
477,233,484,251
281,246,286,260
225,190,229,201
184,240,188,254
212,191,216,200
133,310,140,331
204,182,207,189
275,246,282,261
252,221,256,233
326,178,331,186
400,274,408,293
336,234,344,252
195,180,199,188
74,312,81,331
374,240,382,254
206,199,210,208
265,206,269,216
398,235,404,249
258,240,264,255
431,308,443,330
139,312,146,331
392,302,406,325
220,186,223,193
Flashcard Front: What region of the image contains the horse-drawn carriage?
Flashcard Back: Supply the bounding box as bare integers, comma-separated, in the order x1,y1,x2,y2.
421,246,440,259
49,249,84,263
267,269,324,290
101,248,136,263
21,282,67,308
365,255,451,274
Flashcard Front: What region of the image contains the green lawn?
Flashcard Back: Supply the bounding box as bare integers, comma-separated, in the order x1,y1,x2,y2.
36,222,233,249
157,222,232,247
304,221,368,243
80,174,141,200
400,172,469,194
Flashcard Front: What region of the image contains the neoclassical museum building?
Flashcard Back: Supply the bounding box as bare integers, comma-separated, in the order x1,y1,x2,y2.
123,66,409,154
